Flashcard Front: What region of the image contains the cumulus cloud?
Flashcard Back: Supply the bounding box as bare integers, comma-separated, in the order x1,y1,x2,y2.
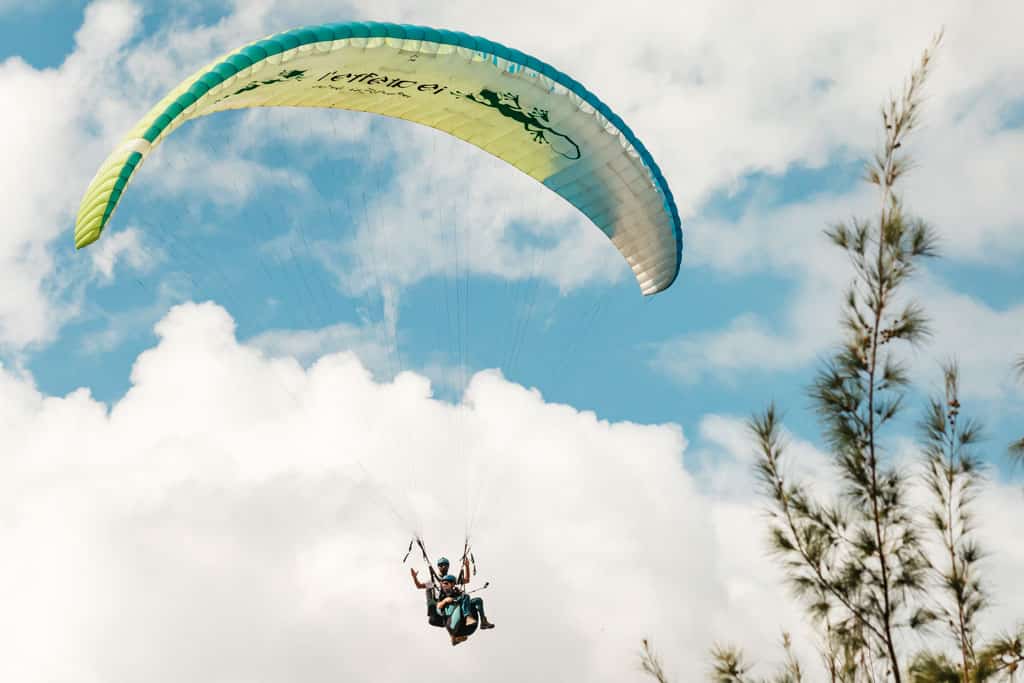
3,302,1023,681
908,272,1024,402
653,240,1024,402
0,0,140,349
693,413,1024,679
280,0,1024,301
334,123,627,298
642,5,1023,390
0,302,811,681
651,175,1024,401
0,0,336,352
5,8,1024,683
89,226,156,281
3,0,1023,365
247,318,395,376
647,191,855,384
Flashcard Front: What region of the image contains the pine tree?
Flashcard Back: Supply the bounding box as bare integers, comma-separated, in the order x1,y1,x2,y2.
639,30,1024,683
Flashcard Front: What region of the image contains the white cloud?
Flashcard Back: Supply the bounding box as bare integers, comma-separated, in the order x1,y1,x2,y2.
76,278,191,355
4,0,1024,355
909,272,1024,402
692,413,838,502
247,319,395,377
2,302,1022,681
89,226,155,280
690,414,1024,679
365,0,1024,260
139,138,313,210
0,0,331,352
334,123,628,298
637,3,1022,392
0,302,807,681
0,0,141,349
652,179,1024,401
649,192,856,384
653,256,1024,403
651,308,828,386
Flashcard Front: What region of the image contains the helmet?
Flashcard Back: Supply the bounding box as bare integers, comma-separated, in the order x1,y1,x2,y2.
441,574,457,584
437,557,450,567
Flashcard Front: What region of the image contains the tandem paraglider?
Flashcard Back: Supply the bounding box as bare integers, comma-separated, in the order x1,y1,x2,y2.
74,20,683,641
407,540,494,646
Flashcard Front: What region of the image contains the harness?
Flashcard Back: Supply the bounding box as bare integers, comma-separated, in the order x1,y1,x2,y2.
403,535,486,591
403,536,441,592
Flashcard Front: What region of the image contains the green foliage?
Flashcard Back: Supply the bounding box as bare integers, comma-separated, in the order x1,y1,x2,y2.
641,29,1022,683
910,628,1024,682
1011,357,1024,464
974,627,1023,681
641,639,671,683
909,652,961,683
822,621,867,683
919,363,988,680
709,634,805,683
710,643,754,683
748,35,944,683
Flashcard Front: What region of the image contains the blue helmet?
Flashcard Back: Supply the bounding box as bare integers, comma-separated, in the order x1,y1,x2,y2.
437,557,450,567
441,574,457,584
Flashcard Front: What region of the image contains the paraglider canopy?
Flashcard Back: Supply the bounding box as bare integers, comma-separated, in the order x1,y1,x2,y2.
75,21,683,295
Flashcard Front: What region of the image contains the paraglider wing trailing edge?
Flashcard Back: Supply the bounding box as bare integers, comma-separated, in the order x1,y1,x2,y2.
74,21,683,295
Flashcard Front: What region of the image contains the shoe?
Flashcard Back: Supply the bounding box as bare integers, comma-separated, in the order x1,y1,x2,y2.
480,620,495,630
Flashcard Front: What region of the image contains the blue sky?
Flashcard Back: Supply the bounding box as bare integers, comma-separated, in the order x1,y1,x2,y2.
1,2,1022,681
9,2,1017,449
29,106,841,443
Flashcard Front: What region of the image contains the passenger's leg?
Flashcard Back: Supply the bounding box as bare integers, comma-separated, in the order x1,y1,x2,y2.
462,595,477,625
472,597,494,629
